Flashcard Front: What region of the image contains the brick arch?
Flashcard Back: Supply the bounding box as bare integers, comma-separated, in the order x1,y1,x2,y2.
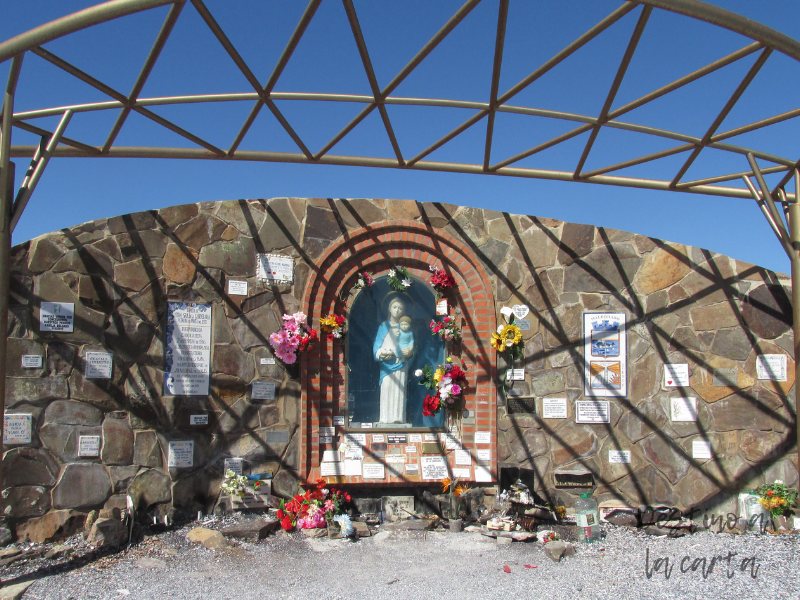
299,221,497,485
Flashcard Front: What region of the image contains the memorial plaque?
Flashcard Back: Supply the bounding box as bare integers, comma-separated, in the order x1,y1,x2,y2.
189,414,209,426
516,319,530,331
388,447,402,455
542,397,567,419
405,445,417,453
371,434,386,443
85,352,112,379
421,442,444,455
371,443,388,452
344,459,361,476
260,357,276,365
712,368,737,387
664,363,690,387
333,416,345,426
3,414,32,444
319,426,336,436
78,435,101,457
263,430,290,443
692,440,712,459
454,450,472,465
507,396,536,414
409,434,423,443
322,450,340,462
320,436,333,444
362,463,386,479
584,312,627,397
576,400,610,423
345,433,367,445
224,457,243,474
40,302,74,332
361,422,373,428
227,280,248,296
21,355,43,368
421,456,448,480
474,465,492,482
252,381,276,401
387,434,407,444
423,433,437,442
452,467,471,479
164,302,211,396
608,450,631,464
476,449,491,464
405,463,419,475
168,441,194,467
386,455,406,464
257,254,294,283
443,433,461,450
512,305,530,319
320,461,345,477
436,299,448,315
671,397,698,422
381,496,414,521
756,355,788,381
506,368,525,381
506,388,521,397
475,431,491,444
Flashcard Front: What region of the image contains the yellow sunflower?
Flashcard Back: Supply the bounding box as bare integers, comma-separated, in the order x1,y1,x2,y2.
492,324,521,351
490,330,505,352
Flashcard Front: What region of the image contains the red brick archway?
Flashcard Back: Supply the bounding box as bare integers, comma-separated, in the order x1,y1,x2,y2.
300,221,497,486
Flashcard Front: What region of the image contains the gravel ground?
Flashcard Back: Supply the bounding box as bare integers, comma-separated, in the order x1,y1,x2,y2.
2,518,798,600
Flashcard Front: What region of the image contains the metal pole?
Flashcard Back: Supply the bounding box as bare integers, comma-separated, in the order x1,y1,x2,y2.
0,55,23,507
791,169,800,483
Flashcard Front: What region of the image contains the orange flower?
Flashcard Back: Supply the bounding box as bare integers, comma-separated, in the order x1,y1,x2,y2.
441,477,452,493
454,483,469,497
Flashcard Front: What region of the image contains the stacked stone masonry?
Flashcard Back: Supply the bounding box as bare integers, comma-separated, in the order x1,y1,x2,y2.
3,197,797,533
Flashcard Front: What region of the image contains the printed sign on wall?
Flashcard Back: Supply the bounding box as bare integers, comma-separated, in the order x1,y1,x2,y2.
163,303,212,396
583,312,627,397
40,302,74,332
257,254,294,283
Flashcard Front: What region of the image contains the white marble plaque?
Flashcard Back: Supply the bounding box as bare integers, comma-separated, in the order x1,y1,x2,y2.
454,450,472,465
333,416,345,426
344,459,362,476
424,433,438,442
475,431,491,444
361,422,373,428
512,305,530,319
575,400,610,423
542,398,568,419
168,441,194,468
474,465,492,482
692,440,712,459
409,434,423,443
224,457,243,475
664,363,690,387
756,355,788,381
506,368,525,381
452,467,472,479
227,280,248,296
584,312,627,397
443,433,461,450
40,302,74,332
21,355,42,368
362,463,386,479
371,434,386,443
3,414,32,444
320,462,345,476
405,463,419,474
421,456,448,480
319,426,335,436
345,433,367,445
320,436,333,444
436,299,448,315
671,397,698,422
252,381,276,400
260,357,276,365
189,414,208,425
476,449,491,463
322,450,340,463
608,450,631,464
405,445,417,453
78,435,101,457
386,455,406,464
164,303,212,396
85,352,112,379
257,253,294,283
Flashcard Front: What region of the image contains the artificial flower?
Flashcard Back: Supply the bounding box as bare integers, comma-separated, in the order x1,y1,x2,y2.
441,477,452,493
388,269,396,278
402,278,412,287
500,306,514,320
414,369,424,377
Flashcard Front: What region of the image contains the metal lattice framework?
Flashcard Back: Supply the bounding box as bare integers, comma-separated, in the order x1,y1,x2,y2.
1,0,800,483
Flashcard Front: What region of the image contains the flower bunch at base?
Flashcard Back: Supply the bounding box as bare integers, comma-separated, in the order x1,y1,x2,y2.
220,469,247,498
277,478,352,532
755,480,798,517
387,265,413,291
320,314,346,340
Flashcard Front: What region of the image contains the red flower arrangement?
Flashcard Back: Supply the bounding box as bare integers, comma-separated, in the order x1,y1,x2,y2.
430,314,459,340
429,265,456,299
417,357,468,416
277,478,351,531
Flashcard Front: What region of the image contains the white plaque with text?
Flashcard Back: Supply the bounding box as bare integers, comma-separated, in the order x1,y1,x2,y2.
405,445,417,453
78,435,101,457
21,355,43,368
260,357,276,365
421,456,448,480
344,459,362,476
475,465,492,482
575,400,610,423
454,450,472,465
3,414,32,444
371,434,386,443
40,302,74,332
85,352,113,379
227,280,248,296
692,440,712,459
251,381,276,401
664,363,690,387
168,441,194,468
756,355,788,381
319,427,335,437
333,416,345,426
257,254,294,283
224,457,243,475
409,434,423,443
362,463,386,479
608,450,631,464
475,431,491,444
476,449,491,463
164,303,212,396
542,398,568,419
321,462,345,477
671,397,698,422
190,414,209,425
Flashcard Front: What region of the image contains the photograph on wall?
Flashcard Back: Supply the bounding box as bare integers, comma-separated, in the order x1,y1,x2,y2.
583,312,627,397
346,274,445,430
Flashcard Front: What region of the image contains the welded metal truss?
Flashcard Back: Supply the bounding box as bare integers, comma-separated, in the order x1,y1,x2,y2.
2,0,800,254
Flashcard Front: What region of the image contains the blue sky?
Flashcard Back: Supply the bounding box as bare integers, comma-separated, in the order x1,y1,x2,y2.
2,0,800,275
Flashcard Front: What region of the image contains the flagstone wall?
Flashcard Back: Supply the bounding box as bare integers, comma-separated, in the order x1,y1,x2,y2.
3,197,797,534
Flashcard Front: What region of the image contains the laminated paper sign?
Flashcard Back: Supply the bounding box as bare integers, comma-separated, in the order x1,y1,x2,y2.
664,363,690,387
163,303,211,396
583,312,627,397
257,254,294,283
671,397,698,422
575,400,610,423
542,398,567,419
224,458,243,474
40,302,74,332
78,435,101,457
756,355,788,381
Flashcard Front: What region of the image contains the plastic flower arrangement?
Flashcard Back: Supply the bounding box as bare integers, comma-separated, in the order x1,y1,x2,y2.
277,478,351,531
353,271,374,290
429,264,456,299
387,265,413,291
220,469,248,498
430,314,459,341
268,312,317,364
491,306,525,386
755,480,798,517
417,356,468,416
320,314,346,340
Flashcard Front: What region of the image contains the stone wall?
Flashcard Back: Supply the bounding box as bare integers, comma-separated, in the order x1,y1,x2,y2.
3,198,797,533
